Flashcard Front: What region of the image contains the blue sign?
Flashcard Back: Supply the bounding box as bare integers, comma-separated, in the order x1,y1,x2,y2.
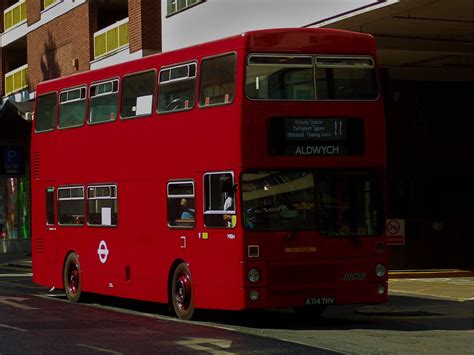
1,147,23,175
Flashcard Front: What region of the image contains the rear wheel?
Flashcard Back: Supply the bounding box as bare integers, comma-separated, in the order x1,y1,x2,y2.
63,253,82,303
171,263,194,320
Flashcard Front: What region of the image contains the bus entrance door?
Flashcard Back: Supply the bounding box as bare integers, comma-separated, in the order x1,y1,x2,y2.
33,184,59,288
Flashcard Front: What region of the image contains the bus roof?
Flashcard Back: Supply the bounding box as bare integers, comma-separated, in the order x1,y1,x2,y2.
35,27,376,94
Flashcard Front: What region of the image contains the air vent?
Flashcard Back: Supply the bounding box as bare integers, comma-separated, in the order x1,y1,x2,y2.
34,236,44,254
33,152,40,180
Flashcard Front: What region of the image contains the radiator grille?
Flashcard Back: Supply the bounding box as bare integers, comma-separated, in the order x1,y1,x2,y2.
271,288,334,298
270,264,336,285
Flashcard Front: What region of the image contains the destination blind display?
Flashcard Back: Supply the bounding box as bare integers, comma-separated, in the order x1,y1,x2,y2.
268,117,364,156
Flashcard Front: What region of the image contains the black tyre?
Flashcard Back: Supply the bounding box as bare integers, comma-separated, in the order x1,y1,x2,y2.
63,252,82,303
171,262,194,320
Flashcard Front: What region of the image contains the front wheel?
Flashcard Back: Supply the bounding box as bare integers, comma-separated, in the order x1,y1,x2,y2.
63,252,82,303
171,262,195,320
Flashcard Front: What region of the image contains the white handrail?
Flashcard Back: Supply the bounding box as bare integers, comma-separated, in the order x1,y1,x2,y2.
5,63,28,77
4,0,25,14
94,17,129,38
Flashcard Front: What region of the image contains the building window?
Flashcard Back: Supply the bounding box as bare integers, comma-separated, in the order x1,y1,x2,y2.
167,181,195,228
199,54,236,107
120,71,156,119
87,185,118,227
46,187,55,225
35,93,57,132
89,79,119,124
203,172,236,228
5,64,28,96
58,186,84,226
167,0,202,16
58,87,86,128
94,18,129,59
3,0,27,31
158,62,196,113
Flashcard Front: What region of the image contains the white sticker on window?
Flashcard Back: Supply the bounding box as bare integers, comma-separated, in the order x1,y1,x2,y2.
136,95,153,115
101,207,112,226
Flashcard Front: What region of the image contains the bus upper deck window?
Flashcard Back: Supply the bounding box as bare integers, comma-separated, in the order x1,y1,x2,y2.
158,63,197,113
199,54,236,107
245,54,378,101
246,55,314,101
58,87,87,129
314,56,378,100
120,71,156,119
89,80,119,124
35,92,57,132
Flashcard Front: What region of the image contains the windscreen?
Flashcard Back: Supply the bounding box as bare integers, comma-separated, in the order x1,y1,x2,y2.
246,55,378,100
241,170,383,236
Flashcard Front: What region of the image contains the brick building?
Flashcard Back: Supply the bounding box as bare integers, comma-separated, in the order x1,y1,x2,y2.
0,0,161,252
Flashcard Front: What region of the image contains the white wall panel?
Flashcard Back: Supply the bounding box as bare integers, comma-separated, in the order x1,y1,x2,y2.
162,0,384,51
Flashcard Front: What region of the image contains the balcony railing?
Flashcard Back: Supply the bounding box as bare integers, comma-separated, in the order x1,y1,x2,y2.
43,0,59,10
94,18,129,59
5,65,28,96
3,0,27,32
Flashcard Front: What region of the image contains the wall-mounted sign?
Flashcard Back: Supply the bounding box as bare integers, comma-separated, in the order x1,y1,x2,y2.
0,147,23,175
386,219,405,245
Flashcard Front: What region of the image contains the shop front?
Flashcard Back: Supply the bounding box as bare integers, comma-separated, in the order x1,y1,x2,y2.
0,99,32,254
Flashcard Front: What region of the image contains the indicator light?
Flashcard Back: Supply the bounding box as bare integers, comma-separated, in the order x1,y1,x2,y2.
248,245,259,258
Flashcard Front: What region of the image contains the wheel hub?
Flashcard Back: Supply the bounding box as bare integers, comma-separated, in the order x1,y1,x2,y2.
68,264,79,294
175,273,191,310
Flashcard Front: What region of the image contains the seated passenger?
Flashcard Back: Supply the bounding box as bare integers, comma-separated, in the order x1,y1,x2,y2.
180,198,195,220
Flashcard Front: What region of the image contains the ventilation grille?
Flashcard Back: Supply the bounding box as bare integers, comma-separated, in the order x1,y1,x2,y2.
270,264,336,285
34,236,44,254
33,152,40,180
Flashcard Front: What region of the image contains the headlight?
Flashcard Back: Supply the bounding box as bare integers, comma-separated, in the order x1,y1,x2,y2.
377,284,386,295
248,268,260,283
249,290,259,301
375,264,386,277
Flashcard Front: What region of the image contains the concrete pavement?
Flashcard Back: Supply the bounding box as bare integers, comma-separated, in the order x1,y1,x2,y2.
390,269,474,278
0,253,31,269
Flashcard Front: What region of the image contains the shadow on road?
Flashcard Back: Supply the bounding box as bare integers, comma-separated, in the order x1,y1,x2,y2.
62,293,474,332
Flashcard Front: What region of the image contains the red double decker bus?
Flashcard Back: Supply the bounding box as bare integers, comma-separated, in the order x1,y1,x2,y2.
31,28,388,320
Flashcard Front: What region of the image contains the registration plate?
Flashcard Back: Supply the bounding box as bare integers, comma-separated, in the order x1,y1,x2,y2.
304,297,336,306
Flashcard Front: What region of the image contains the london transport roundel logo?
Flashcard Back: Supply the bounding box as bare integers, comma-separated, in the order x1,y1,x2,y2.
97,240,109,264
